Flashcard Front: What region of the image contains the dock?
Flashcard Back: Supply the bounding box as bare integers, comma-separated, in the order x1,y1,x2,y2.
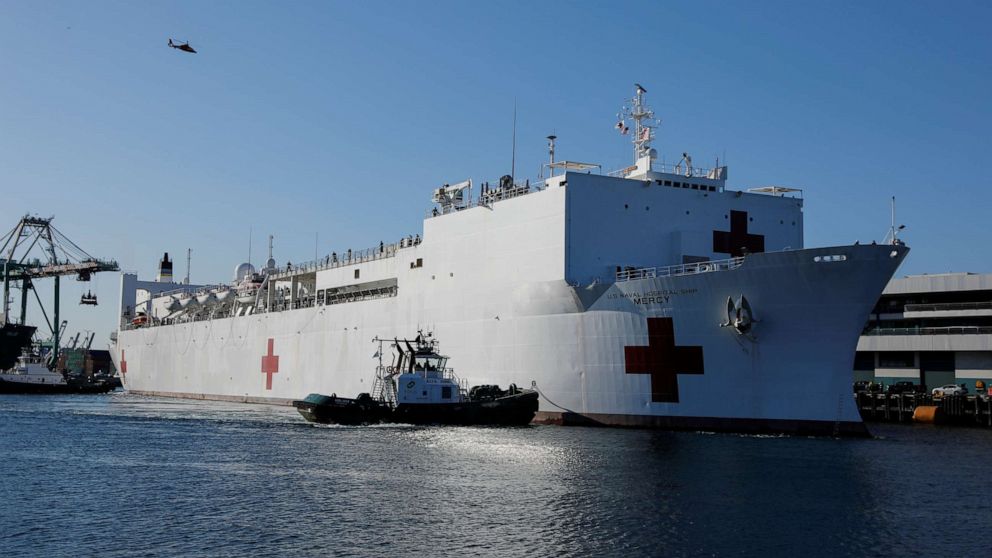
855,392,992,427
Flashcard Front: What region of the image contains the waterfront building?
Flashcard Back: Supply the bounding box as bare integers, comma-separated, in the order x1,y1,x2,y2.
856,272,992,390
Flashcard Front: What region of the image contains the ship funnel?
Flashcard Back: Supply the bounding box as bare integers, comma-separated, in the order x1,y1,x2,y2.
157,252,174,283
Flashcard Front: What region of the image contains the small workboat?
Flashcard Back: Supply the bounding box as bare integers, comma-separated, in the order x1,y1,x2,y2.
0,350,119,394
293,332,539,426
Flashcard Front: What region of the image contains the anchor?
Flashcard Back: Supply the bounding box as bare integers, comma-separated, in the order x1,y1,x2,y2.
720,294,758,340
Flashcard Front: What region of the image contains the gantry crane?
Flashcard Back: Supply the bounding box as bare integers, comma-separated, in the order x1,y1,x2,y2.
0,216,119,365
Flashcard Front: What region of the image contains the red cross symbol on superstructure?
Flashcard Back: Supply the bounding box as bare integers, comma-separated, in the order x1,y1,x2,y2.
261,338,279,390
120,350,127,377
624,317,704,403
713,210,765,257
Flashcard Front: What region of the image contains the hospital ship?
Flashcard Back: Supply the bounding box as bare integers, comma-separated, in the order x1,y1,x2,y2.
112,85,908,435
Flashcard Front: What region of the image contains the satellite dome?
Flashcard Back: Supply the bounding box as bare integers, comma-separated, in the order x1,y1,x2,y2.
234,262,256,282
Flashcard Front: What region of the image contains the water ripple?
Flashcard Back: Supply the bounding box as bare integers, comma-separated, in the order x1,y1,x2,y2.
1,393,990,557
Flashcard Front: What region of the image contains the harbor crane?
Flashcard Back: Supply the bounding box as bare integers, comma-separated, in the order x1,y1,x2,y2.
0,216,119,365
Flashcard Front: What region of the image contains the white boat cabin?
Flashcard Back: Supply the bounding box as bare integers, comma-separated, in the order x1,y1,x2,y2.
395,346,467,405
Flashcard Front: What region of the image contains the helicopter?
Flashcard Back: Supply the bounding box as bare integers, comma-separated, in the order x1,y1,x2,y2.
168,39,197,54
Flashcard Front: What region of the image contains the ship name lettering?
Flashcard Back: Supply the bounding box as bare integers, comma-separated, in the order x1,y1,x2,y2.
608,288,698,303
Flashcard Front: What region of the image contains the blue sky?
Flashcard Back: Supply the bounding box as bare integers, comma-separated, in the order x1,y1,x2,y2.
2,1,990,342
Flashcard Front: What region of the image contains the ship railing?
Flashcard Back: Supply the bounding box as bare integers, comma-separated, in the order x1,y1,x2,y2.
862,326,992,336
267,284,398,312
426,178,549,219
270,237,420,279
903,301,992,312
606,162,719,179
616,256,745,282
435,367,468,396
121,281,400,331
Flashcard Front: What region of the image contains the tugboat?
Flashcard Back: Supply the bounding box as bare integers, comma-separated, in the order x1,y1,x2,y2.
0,348,120,394
293,333,539,426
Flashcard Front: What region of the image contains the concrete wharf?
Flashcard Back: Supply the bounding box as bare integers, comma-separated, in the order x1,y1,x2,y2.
855,392,992,427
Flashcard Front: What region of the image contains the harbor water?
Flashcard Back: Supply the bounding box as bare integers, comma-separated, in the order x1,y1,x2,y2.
2,394,990,557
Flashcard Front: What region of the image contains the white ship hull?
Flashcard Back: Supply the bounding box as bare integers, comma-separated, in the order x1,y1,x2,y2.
114,240,907,435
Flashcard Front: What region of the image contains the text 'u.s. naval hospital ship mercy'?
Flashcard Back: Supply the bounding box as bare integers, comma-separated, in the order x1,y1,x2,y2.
112,85,908,436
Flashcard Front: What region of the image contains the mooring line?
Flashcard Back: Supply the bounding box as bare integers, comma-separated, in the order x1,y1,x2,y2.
531,381,577,414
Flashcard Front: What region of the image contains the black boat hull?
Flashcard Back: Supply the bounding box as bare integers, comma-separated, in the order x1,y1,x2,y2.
0,323,36,370
0,378,119,394
294,390,540,426
293,393,392,425
392,391,539,426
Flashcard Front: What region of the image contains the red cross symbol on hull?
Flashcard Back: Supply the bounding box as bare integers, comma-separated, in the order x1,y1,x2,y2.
261,338,279,390
713,210,764,257
624,317,704,403
120,350,127,378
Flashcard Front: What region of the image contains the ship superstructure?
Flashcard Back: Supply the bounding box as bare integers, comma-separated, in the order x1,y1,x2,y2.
113,85,908,435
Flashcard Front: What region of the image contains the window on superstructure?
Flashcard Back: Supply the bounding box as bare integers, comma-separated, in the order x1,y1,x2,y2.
879,352,915,368
854,352,875,371
354,269,360,279
441,386,452,399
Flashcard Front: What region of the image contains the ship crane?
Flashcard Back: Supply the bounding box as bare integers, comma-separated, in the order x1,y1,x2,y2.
0,215,119,364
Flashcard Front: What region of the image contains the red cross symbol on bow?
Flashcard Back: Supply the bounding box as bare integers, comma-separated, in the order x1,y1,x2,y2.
624,317,704,403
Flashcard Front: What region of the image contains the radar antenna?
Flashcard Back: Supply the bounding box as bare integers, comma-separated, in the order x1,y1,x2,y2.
617,83,660,165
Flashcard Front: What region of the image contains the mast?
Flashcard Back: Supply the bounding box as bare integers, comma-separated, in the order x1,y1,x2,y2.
890,196,896,245
617,83,659,166
546,134,557,177
510,101,517,183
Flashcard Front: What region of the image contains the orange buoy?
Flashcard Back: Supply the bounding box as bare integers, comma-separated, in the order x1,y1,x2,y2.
913,405,943,424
